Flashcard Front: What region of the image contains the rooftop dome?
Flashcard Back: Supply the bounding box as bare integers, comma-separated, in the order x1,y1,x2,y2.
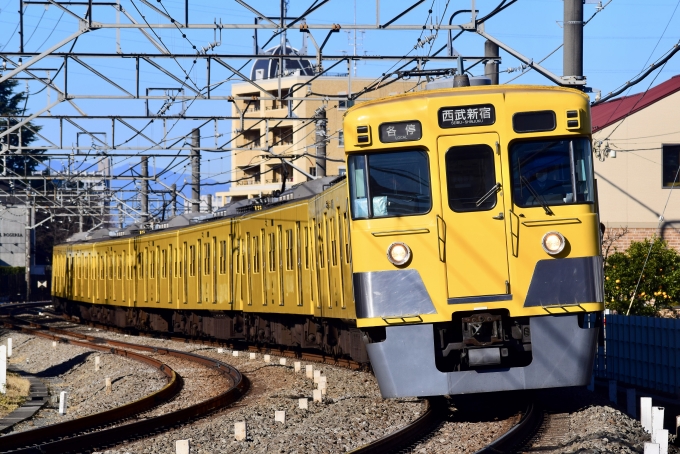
250,44,314,81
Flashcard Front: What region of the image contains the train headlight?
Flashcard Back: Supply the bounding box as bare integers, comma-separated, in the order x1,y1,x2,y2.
541,231,565,255
387,242,411,266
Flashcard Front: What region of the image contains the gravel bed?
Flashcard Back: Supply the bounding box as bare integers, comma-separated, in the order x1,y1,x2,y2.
100,352,422,453
0,330,167,433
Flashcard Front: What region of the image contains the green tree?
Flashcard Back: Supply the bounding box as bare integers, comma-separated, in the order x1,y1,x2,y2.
604,237,680,315
0,79,45,177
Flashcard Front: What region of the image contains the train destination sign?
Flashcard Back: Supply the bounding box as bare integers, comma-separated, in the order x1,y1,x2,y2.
379,120,422,143
438,104,495,128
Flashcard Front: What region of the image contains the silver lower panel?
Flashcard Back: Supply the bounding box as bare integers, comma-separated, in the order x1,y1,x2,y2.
365,314,597,398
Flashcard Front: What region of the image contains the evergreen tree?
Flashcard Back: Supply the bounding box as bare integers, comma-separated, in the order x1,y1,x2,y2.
0,79,45,178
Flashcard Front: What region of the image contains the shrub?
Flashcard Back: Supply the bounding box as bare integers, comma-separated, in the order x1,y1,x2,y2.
604,237,680,315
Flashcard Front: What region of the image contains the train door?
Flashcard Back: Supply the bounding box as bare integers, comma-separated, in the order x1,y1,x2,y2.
282,225,297,306
438,133,510,299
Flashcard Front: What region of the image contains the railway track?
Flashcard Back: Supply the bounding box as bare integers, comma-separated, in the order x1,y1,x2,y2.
0,315,248,453
3,303,544,453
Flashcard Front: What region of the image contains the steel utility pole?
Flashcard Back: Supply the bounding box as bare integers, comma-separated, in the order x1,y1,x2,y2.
191,129,200,213
24,198,31,301
315,107,327,178
485,40,500,85
141,156,149,224
563,0,584,79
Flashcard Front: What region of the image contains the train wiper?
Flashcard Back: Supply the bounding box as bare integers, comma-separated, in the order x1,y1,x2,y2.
475,182,501,207
520,176,554,215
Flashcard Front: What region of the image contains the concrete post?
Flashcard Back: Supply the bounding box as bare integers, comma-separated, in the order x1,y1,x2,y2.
217,348,223,354
7,338,12,358
315,107,327,178
264,354,271,363
191,129,200,213
644,443,660,454
313,369,321,383
654,429,668,454
141,156,149,224
0,345,6,394
652,406,665,438
642,397,653,432
95,355,100,371
563,0,584,78
52,341,57,349
232,351,239,357
305,365,313,378
274,410,285,423
313,389,322,402
175,439,190,454
25,202,31,301
234,421,246,441
58,391,68,415
299,398,308,410
105,377,112,394
249,352,256,360
279,358,286,366
294,361,301,373
171,183,177,217
484,40,499,85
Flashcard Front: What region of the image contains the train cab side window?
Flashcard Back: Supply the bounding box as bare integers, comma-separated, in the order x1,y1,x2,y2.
446,145,497,212
348,150,431,219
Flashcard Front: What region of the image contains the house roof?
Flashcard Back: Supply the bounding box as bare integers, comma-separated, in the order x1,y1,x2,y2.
591,74,680,132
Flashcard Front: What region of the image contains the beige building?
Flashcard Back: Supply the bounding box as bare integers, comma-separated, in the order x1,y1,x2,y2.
592,74,680,251
215,45,420,205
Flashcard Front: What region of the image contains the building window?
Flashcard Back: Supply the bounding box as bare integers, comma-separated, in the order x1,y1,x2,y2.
338,167,346,176
338,130,344,147
243,129,261,148
273,126,294,146
663,145,680,188
309,167,316,177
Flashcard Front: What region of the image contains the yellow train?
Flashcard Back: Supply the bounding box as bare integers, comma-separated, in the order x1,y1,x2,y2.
53,84,604,397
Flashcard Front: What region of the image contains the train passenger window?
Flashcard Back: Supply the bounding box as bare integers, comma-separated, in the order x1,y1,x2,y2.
269,233,276,272
304,227,310,269
189,245,196,276
510,138,594,208
204,243,211,275
348,150,431,219
286,229,293,270
253,236,260,273
446,145,497,212
219,241,226,274
330,218,337,266
343,213,350,264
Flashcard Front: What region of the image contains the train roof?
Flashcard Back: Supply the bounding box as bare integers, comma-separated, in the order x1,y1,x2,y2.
58,175,345,246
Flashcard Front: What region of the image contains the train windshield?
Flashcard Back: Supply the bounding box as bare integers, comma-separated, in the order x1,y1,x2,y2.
510,138,594,209
348,150,431,219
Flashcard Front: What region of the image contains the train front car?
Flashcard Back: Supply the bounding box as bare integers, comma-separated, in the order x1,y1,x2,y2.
343,85,603,398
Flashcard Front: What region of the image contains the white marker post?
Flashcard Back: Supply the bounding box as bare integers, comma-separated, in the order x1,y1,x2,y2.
234,421,246,441
95,356,101,371
313,389,322,402
313,370,321,384
0,345,6,394
105,377,112,394
305,365,313,378
644,443,660,454
275,410,285,423
232,351,239,357
294,361,301,373
52,341,57,349
7,338,12,357
250,352,256,360
217,348,224,354
58,391,68,415
641,397,653,433
279,358,286,366
175,439,190,454
652,406,665,438
654,429,668,454
264,354,271,363
299,398,308,410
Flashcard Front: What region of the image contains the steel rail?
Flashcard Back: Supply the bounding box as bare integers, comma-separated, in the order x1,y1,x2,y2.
474,401,542,454
0,317,248,454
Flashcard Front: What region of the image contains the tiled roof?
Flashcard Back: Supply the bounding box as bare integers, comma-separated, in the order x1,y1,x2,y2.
591,74,680,132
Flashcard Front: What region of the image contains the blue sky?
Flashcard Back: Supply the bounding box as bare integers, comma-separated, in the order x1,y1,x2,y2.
1,0,679,197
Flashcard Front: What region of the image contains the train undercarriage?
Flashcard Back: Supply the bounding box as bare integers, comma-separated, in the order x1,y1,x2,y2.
52,298,370,364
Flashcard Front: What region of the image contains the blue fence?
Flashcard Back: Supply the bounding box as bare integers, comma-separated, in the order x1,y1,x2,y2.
593,314,680,395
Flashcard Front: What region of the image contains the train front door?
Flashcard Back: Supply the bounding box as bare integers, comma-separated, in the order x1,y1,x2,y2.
437,133,510,300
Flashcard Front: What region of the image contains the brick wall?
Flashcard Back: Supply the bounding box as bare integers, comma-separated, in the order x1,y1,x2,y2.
602,226,680,257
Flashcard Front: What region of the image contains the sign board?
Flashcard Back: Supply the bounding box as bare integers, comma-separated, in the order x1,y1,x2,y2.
379,121,422,143
438,104,495,128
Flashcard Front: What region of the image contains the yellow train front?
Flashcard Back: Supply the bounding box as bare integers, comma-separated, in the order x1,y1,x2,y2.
343,85,603,397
